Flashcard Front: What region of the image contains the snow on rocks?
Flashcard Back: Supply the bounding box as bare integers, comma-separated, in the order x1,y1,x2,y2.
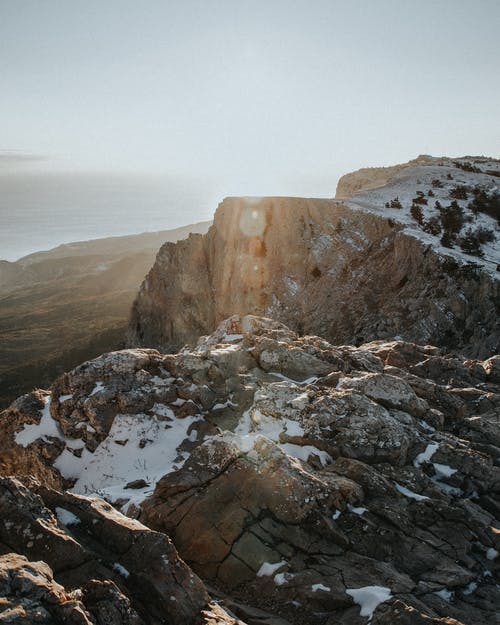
344,156,500,278
257,560,287,577
54,410,202,511
414,442,439,467
2,314,500,625
394,482,430,502
15,396,84,450
55,506,81,526
346,585,392,619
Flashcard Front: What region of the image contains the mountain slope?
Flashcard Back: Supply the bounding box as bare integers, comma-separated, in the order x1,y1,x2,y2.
0,222,211,407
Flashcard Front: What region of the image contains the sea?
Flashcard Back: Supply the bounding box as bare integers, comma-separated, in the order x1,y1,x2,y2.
0,172,219,262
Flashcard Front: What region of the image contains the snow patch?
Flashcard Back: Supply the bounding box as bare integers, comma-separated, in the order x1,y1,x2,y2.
414,443,439,467
55,507,81,526
462,582,477,596
257,560,287,577
312,583,331,592
433,463,457,479
346,586,392,619
347,504,368,515
223,334,244,342
486,548,498,561
15,396,84,449
54,411,201,511
434,588,453,602
89,381,105,397
395,483,430,501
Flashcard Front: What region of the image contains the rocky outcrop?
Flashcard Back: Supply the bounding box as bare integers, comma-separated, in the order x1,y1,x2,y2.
0,476,239,624
2,315,499,624
334,154,436,199
127,158,500,359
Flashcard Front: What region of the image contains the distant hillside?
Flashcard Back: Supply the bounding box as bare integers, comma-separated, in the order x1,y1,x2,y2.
0,221,211,407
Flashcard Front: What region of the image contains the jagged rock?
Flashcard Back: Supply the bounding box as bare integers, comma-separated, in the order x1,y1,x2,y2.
0,476,223,624
0,553,97,625
1,315,499,625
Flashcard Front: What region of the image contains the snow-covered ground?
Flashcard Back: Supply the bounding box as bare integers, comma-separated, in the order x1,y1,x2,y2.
345,156,500,278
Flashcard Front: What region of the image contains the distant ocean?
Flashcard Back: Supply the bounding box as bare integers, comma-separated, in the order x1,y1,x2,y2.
0,172,218,261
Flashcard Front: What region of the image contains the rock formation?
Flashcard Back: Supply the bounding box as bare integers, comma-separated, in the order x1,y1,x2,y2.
2,315,499,624
128,157,500,359
0,476,237,624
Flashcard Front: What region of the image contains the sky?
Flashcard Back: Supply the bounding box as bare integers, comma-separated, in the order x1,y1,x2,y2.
1,0,500,198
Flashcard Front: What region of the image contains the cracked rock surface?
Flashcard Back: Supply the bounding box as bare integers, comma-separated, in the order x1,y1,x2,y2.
0,315,499,624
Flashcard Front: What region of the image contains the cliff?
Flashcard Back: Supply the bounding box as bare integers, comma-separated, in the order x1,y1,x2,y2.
128,158,500,357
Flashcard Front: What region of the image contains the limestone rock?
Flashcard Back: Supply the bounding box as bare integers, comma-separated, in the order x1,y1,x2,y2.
0,476,218,624
128,159,500,358
1,315,499,625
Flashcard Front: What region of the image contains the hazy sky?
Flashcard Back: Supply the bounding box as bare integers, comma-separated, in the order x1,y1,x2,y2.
1,0,499,196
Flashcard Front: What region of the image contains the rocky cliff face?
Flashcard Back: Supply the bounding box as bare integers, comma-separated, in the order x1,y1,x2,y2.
128,158,500,358
1,315,499,624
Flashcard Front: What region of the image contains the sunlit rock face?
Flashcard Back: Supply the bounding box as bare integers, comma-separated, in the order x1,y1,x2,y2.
128,195,362,350
128,159,500,358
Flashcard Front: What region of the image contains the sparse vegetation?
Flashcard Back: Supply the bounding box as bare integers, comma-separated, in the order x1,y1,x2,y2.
453,160,482,173
422,216,441,236
449,185,469,200
459,229,484,257
389,197,403,209
431,178,443,188
468,187,500,224
412,191,428,205
410,204,424,224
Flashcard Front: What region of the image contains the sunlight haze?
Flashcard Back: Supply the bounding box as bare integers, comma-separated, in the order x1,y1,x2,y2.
2,0,499,197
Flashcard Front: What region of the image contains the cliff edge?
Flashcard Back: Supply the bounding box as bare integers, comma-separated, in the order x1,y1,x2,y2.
128,157,500,357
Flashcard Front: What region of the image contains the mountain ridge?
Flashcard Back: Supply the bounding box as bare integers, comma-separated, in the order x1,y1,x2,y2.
128,156,500,358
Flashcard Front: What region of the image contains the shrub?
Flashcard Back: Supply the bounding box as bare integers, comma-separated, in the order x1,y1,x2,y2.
453,160,482,173
449,185,469,200
459,228,484,257
389,197,403,209
475,227,495,244
410,204,424,224
440,231,455,248
423,217,442,236
447,173,454,180
468,187,500,224
432,179,443,188
438,201,465,235
412,191,428,205
428,189,435,197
